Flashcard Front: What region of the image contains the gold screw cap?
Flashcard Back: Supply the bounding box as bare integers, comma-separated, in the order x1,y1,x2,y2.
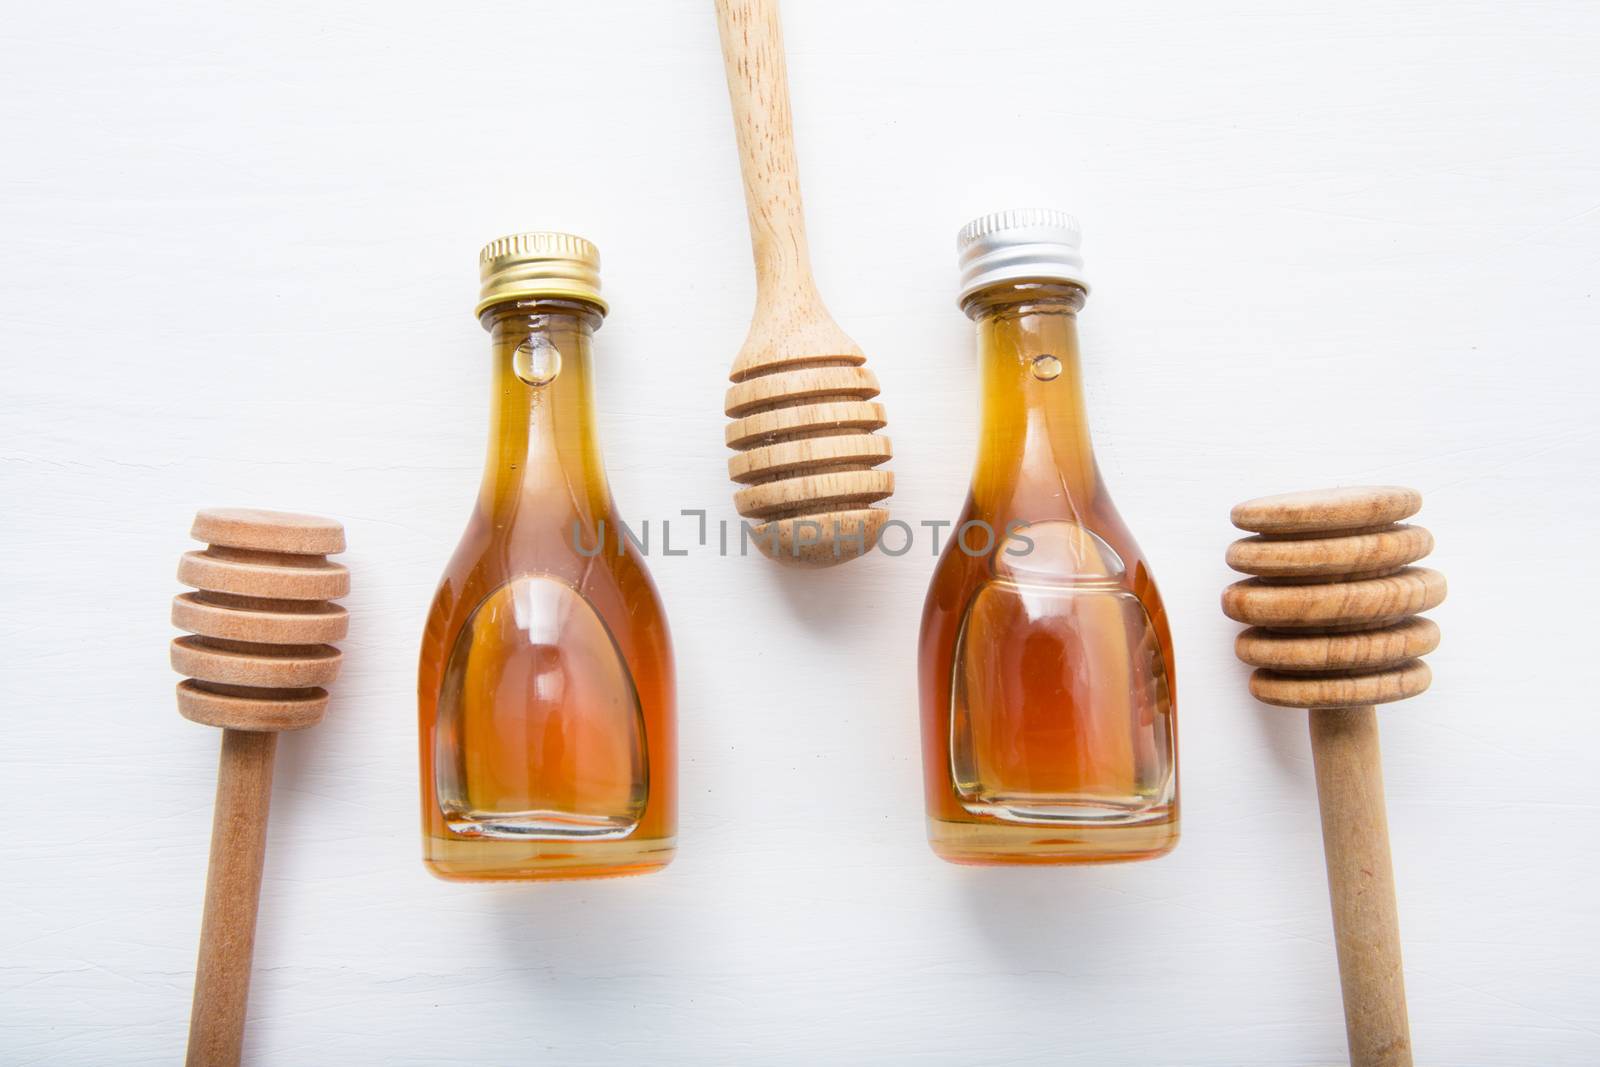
475,231,607,319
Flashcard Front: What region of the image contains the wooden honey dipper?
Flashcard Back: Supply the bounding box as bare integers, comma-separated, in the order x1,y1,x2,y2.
171,508,349,1067
1222,487,1446,1067
715,0,893,565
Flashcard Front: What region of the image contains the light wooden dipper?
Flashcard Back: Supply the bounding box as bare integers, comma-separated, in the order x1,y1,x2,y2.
1223,486,1444,1067
171,508,349,1067
715,0,893,565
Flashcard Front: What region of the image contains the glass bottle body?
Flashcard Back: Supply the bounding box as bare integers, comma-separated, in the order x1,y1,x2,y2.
918,283,1178,864
418,302,677,880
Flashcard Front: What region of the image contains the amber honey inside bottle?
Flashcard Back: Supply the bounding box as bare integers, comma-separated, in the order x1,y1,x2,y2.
918,211,1178,864
418,233,676,880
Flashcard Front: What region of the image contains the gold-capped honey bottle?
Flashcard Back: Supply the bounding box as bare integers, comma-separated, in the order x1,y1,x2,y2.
418,233,676,880
918,210,1178,865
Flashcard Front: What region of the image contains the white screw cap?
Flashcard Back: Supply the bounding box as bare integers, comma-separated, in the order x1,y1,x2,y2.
956,208,1088,304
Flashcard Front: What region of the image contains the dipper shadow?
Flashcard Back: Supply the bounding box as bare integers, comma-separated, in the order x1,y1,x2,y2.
754,545,907,636
1224,630,1312,783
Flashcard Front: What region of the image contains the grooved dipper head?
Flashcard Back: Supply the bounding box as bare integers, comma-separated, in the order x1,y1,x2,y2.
1221,487,1445,709
171,508,350,732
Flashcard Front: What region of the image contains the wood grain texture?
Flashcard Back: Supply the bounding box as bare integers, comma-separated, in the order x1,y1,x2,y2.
1311,707,1413,1067
724,399,887,451
170,636,341,689
713,0,862,377
1224,487,1443,1067
726,432,894,484
1235,617,1440,672
177,548,349,602
1222,566,1446,630
172,593,350,646
174,511,350,732
1227,524,1433,579
715,0,892,564
191,508,346,556
176,680,332,731
187,729,277,1067
1231,486,1421,535
1251,658,1431,708
173,510,349,1065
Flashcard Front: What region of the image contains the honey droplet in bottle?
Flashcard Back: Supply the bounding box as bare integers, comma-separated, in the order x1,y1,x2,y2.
512,332,562,387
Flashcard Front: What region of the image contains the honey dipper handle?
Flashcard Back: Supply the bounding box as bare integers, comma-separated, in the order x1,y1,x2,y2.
1309,706,1413,1067
715,0,817,299
187,729,278,1067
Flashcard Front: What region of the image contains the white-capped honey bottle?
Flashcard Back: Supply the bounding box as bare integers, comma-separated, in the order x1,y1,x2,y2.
918,210,1179,865
418,233,677,880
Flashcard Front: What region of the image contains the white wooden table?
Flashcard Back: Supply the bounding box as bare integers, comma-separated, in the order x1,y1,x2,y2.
3,1,1596,1062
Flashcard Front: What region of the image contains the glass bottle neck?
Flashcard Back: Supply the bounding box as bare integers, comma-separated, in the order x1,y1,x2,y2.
479,301,612,518
965,283,1099,516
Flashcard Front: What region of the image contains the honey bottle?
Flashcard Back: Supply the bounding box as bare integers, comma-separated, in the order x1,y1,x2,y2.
418,233,677,880
917,210,1178,864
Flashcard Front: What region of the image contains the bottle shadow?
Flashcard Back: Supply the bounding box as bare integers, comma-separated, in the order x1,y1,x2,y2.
953,864,1156,979
468,877,698,1050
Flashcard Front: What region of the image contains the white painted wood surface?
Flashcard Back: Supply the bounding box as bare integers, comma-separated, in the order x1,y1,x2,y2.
3,1,1597,1063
